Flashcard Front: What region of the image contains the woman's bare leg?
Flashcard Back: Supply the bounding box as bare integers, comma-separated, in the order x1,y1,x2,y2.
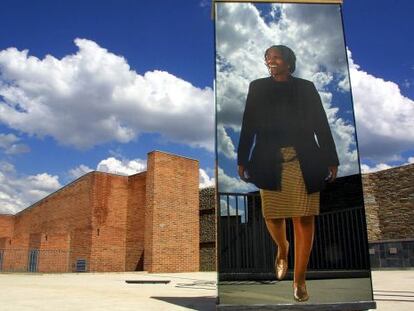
265,218,289,258
292,215,315,286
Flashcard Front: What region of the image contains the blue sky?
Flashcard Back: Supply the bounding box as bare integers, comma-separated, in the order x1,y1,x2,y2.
0,0,413,213
0,0,215,213
343,0,414,170
343,0,414,100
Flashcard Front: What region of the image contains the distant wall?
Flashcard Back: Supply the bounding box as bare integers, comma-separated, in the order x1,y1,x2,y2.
6,174,93,272
199,187,216,271
362,163,414,242
0,151,201,273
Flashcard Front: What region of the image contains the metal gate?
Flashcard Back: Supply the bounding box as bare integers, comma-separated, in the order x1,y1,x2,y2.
218,191,371,281
28,249,39,272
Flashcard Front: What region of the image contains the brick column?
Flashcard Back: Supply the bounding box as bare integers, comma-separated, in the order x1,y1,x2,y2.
144,151,199,272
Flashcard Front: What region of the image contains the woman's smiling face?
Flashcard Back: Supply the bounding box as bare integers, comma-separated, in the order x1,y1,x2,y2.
265,48,290,77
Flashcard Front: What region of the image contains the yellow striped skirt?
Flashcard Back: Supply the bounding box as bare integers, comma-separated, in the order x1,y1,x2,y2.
260,147,320,219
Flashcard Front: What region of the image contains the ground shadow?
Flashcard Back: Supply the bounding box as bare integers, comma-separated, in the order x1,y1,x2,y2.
151,296,216,311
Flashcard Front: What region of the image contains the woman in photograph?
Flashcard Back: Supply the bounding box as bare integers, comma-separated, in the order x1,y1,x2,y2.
237,45,339,302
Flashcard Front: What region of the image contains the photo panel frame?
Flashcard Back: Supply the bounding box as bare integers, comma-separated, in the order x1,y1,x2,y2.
214,0,376,309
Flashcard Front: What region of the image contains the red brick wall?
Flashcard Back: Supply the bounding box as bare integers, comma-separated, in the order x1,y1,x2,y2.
0,237,8,249
38,233,70,272
13,174,92,238
144,151,199,272
5,174,93,272
0,215,14,239
0,151,201,273
126,172,146,271
90,173,129,272
29,233,42,249
70,227,92,272
0,216,14,269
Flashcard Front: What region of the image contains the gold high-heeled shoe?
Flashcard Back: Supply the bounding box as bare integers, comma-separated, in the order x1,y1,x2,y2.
293,283,309,302
275,241,289,280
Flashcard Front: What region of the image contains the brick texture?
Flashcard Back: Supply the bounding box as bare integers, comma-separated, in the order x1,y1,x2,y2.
126,172,146,271
0,151,200,273
144,151,199,272
0,215,14,243
362,163,414,241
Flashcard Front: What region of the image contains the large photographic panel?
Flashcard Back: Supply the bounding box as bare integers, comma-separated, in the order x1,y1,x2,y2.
215,1,375,308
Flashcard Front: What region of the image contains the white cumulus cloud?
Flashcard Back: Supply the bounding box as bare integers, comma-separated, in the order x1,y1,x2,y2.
0,38,214,151
70,156,147,179
217,125,237,159
360,163,392,174
68,164,93,179
96,157,146,176
199,168,215,188
218,167,256,193
349,49,414,163
71,158,214,189
360,157,414,174
0,162,61,214
0,133,30,155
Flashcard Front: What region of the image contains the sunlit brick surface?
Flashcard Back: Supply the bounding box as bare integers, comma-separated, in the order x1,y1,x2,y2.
0,151,199,273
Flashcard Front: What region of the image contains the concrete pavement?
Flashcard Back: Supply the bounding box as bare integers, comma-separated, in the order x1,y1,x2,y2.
370,270,414,311
0,272,217,311
0,270,413,310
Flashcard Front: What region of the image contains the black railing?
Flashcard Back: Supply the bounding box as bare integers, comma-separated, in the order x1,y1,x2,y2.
218,191,371,281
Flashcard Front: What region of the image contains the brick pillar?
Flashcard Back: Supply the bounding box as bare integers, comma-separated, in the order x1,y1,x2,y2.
144,151,199,272
125,172,146,271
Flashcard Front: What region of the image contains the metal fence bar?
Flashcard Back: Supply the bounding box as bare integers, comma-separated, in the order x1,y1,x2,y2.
226,194,231,269
243,196,249,270
219,192,371,279
235,196,240,270
251,195,257,271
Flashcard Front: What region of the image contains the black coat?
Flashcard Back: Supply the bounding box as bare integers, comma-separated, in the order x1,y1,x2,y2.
237,76,339,194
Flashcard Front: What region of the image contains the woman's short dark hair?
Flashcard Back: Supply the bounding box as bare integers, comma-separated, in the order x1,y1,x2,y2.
264,45,296,73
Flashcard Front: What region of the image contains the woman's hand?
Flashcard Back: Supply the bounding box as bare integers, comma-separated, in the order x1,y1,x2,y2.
327,166,338,182
238,165,249,182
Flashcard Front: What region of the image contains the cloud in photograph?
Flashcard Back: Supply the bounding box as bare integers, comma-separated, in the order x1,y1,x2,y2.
218,167,256,193
0,161,61,214
215,3,359,176
220,198,236,216
0,38,214,151
0,133,30,155
217,125,237,160
219,196,248,223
